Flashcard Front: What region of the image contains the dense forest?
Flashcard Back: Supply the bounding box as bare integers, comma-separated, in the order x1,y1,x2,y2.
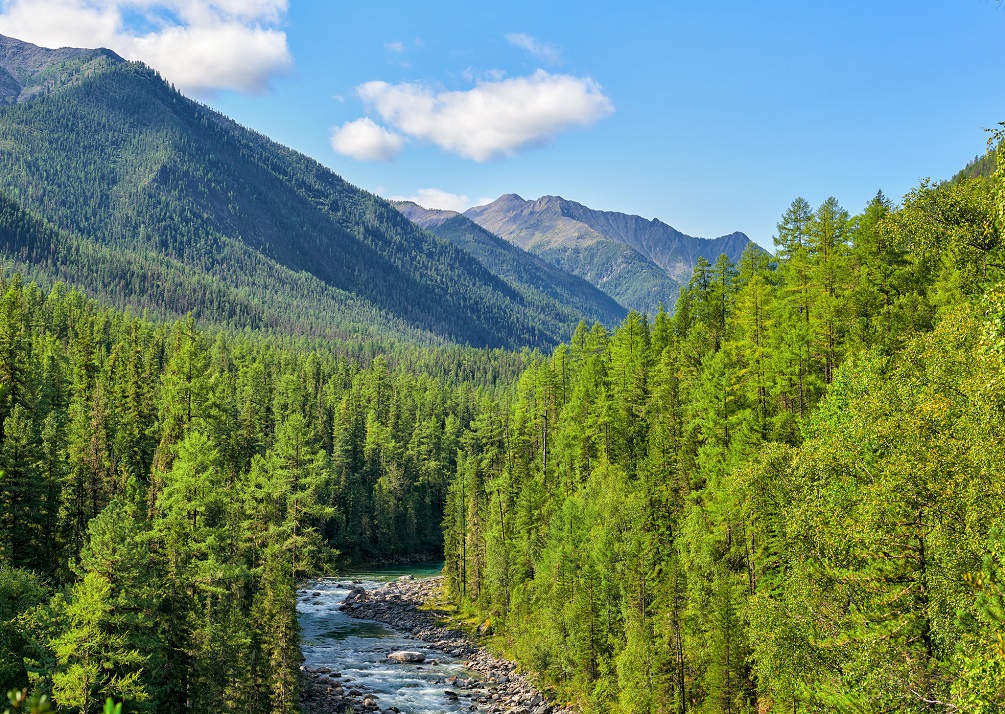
442,135,1005,712
0,276,525,712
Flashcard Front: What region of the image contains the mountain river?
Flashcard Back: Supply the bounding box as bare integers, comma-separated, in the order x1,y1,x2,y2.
298,561,486,713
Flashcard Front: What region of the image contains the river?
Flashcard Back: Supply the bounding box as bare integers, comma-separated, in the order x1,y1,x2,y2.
298,561,487,713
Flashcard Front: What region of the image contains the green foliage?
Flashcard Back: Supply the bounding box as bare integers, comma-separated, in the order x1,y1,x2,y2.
4,690,53,714
50,571,146,713
444,153,1005,712
0,569,46,695
2,38,1004,714
0,275,516,713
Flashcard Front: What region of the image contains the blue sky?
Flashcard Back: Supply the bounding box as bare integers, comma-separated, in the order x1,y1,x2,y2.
4,1,1005,248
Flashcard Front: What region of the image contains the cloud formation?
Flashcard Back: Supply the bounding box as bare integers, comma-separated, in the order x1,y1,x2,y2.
387,188,493,213
330,118,406,162
0,0,292,95
505,33,561,65
355,70,613,161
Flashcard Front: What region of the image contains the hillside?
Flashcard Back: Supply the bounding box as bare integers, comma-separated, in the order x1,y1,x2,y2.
394,201,627,327
447,162,1005,712
0,34,589,349
464,194,758,314
0,188,446,344
557,198,754,282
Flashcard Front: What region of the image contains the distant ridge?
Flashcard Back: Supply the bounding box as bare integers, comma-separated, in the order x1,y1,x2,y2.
395,202,461,229
464,194,759,315
394,201,628,328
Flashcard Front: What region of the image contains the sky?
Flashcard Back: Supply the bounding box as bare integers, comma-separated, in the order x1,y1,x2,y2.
2,1,1004,249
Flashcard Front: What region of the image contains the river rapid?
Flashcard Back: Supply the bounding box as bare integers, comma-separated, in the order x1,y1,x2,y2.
298,562,486,713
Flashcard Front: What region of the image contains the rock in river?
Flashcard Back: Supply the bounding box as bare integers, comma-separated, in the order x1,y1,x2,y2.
387,650,426,663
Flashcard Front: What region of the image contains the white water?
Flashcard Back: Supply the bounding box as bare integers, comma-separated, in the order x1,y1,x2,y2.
298,562,487,713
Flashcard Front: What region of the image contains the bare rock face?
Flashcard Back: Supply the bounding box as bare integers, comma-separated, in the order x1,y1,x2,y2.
387,650,426,663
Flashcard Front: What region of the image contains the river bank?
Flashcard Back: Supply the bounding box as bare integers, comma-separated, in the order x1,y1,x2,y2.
299,576,574,714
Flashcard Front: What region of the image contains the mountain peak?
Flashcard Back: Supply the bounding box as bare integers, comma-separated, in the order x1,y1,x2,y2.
391,200,460,229
0,33,124,105
393,200,627,328
464,192,757,314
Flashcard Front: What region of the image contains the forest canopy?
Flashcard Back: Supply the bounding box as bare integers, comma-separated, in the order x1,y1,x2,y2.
0,277,526,712
440,131,1005,712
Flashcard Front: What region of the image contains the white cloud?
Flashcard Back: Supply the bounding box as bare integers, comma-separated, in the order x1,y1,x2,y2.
356,70,613,162
387,188,493,213
384,40,405,53
462,67,506,83
330,118,406,162
0,0,292,96
505,32,562,65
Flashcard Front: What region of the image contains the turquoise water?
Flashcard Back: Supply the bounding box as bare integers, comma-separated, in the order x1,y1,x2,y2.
299,560,489,713
318,621,397,641
337,560,445,582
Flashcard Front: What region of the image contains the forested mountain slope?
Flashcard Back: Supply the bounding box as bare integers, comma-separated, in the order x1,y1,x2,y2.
0,34,583,349
394,201,627,327
464,194,758,315
445,143,1005,712
0,188,442,344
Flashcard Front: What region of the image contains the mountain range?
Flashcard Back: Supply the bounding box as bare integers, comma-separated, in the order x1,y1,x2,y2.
464,194,756,315
0,32,756,349
393,194,759,316
393,201,628,327
0,33,613,349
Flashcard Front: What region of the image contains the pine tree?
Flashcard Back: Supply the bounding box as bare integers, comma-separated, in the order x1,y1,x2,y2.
0,406,43,569
253,544,299,714
51,571,147,714
807,197,851,384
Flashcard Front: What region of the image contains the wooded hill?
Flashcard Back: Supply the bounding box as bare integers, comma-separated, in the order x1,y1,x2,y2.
442,137,1005,712
394,201,627,329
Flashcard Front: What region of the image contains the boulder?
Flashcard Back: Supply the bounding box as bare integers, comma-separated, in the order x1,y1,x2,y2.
386,650,426,663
